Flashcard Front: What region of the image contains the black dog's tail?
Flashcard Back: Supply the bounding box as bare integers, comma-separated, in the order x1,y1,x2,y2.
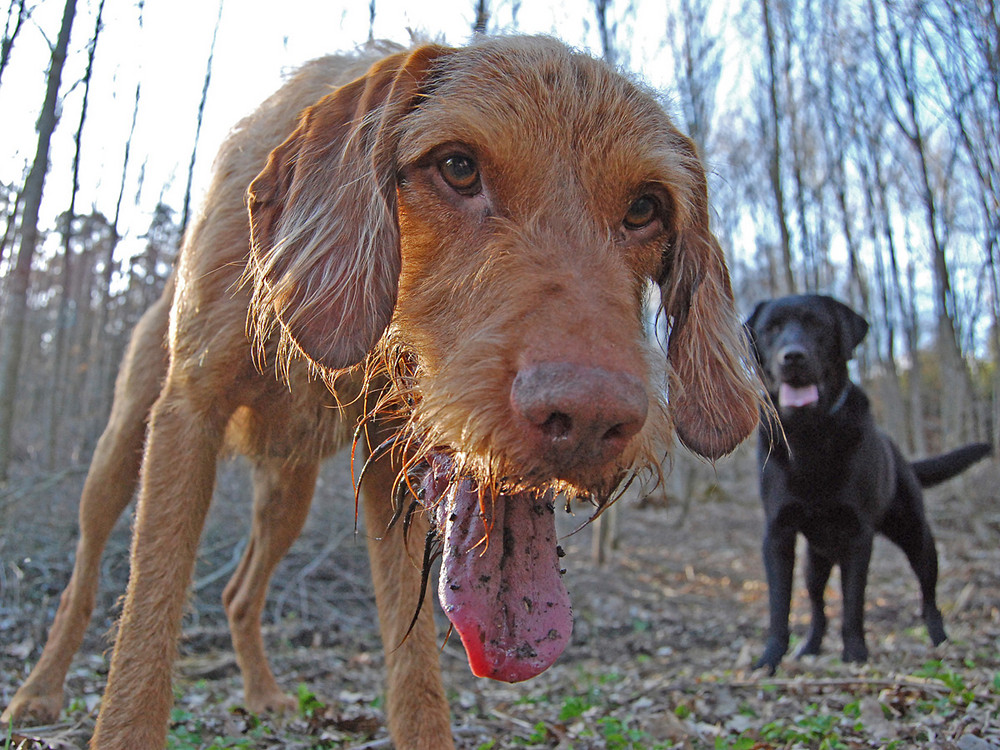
912,442,992,487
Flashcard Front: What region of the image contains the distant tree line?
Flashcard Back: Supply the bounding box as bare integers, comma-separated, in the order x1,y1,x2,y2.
643,0,997,457
0,0,995,486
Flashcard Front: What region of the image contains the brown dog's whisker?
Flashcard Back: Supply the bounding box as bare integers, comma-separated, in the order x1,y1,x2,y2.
400,497,443,576
388,475,412,530
473,484,495,554
395,527,442,650
349,421,370,529
400,498,423,548
353,432,405,520
399,447,427,504
439,622,455,652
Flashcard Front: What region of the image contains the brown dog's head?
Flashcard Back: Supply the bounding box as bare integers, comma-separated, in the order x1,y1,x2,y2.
246,36,762,682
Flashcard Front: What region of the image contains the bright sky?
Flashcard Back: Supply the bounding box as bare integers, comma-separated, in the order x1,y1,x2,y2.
3,0,746,268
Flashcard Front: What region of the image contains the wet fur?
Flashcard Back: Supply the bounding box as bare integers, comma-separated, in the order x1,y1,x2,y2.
3,37,762,749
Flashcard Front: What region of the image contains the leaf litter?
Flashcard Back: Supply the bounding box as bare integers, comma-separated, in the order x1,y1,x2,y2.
1,449,998,749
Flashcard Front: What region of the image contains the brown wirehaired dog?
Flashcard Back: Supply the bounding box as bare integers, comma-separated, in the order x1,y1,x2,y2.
3,37,760,749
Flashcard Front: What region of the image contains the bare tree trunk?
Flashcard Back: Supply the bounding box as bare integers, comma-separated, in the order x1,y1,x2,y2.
0,0,28,87
473,0,489,34
870,0,978,446
593,0,616,66
855,87,923,454
180,0,223,237
83,83,139,434
821,3,868,311
777,1,819,291
759,0,794,294
861,159,908,444
927,0,999,446
48,0,105,468
0,0,76,481
591,0,624,563
880,158,925,454
668,0,721,160
0,185,21,268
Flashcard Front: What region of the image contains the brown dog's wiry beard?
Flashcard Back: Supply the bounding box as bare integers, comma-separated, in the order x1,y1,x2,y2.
363,323,671,510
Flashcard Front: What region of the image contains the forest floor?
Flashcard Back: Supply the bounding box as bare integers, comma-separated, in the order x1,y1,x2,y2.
1,446,999,749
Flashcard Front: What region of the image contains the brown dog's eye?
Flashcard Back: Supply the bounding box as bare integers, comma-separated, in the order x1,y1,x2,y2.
623,195,659,230
439,155,481,194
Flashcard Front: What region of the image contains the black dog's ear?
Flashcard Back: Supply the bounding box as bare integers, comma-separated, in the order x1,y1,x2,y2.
744,301,768,336
829,298,869,359
743,301,768,361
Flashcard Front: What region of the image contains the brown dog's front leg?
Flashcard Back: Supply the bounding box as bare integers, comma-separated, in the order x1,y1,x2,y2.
3,290,171,728
361,441,453,750
3,415,146,727
91,390,226,749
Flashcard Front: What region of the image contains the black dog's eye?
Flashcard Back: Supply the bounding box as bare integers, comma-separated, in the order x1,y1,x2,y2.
623,195,659,230
439,155,481,195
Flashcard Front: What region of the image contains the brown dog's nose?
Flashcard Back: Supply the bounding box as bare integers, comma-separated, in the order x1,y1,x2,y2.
511,362,648,471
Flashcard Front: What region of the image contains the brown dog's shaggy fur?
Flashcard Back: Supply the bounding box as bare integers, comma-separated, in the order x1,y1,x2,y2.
3,37,760,749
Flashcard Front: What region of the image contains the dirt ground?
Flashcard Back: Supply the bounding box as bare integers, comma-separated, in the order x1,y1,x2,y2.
1,445,998,749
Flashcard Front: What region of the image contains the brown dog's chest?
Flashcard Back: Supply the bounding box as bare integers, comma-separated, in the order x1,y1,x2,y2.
224,365,365,462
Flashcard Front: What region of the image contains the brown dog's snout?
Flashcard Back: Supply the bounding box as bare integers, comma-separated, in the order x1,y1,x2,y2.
511,362,648,471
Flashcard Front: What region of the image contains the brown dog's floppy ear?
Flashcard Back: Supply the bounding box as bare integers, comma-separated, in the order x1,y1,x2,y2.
246,45,449,371
659,138,763,460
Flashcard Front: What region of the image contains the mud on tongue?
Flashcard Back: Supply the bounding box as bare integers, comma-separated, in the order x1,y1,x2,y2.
418,458,573,683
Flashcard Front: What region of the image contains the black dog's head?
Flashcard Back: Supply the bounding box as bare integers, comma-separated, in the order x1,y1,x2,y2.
745,294,868,416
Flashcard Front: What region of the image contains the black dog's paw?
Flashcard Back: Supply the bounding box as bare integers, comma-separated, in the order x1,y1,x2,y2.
795,638,823,658
751,657,778,676
928,624,948,646
753,639,788,674
841,639,869,663
926,613,947,646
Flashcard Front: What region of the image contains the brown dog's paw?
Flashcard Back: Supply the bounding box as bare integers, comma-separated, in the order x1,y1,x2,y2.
1,690,64,726
243,689,298,717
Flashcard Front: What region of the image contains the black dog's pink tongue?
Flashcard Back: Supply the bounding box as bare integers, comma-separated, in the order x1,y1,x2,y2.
424,474,572,682
779,383,819,408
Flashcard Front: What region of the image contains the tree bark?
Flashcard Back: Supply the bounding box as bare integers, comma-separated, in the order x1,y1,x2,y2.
48,0,105,468
760,0,794,294
0,0,77,481
473,0,489,35
180,0,223,237
0,0,28,87
593,0,616,66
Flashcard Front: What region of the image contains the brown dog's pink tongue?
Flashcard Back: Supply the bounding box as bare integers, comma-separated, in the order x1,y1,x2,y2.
432,482,572,683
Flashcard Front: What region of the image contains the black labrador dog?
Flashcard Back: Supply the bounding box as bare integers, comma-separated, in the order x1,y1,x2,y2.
745,294,991,673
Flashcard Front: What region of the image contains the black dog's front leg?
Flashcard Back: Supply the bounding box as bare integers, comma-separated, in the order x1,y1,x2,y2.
839,534,873,663
754,524,797,674
796,545,833,657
